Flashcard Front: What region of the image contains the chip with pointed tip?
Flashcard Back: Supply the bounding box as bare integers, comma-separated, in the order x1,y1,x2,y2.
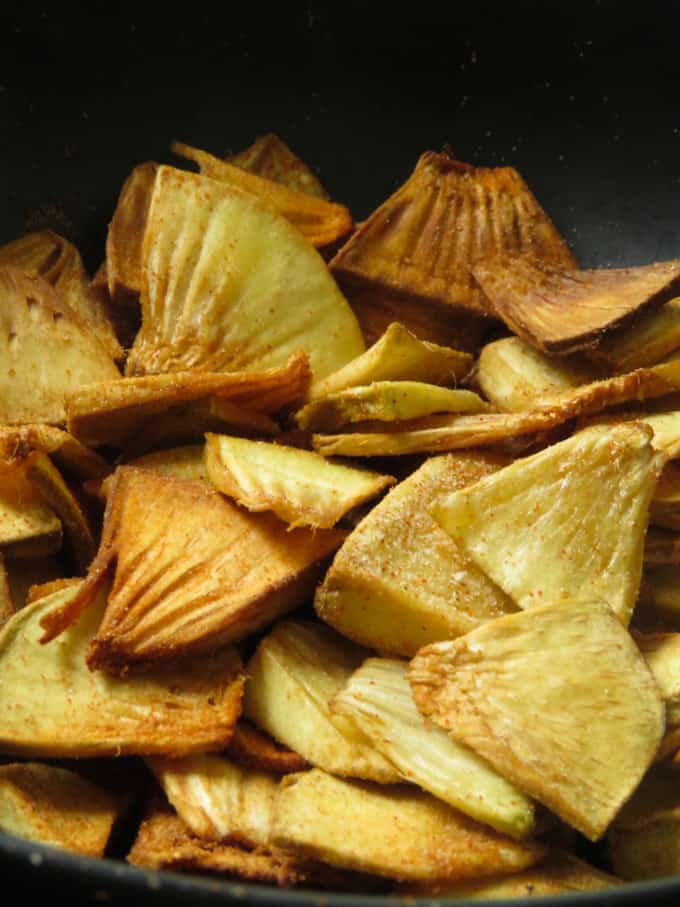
226,721,307,775
408,598,665,841
126,166,364,381
473,255,680,354
0,581,245,757
330,152,575,317
106,162,159,303
431,423,663,624
0,267,121,424
588,298,680,373
204,434,394,529
172,142,350,247
0,424,110,480
229,133,329,199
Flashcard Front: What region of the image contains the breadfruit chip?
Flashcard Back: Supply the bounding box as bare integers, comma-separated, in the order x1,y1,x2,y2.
106,161,158,302
0,463,62,558
0,424,110,480
315,453,515,656
332,658,534,837
126,165,363,381
0,229,66,279
330,151,575,317
204,434,394,529
409,598,665,840
172,142,350,247
473,255,680,354
226,721,307,774
637,632,680,728
0,581,244,757
96,445,208,502
272,769,545,882
477,336,598,412
243,620,399,782
229,133,329,199
0,762,120,856
40,468,345,670
308,322,471,401
66,353,309,447
431,424,663,624
0,268,121,424
297,383,488,432
589,298,680,373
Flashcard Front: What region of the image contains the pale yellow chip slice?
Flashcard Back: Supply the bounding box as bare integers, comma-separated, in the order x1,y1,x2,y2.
0,582,244,757
409,598,665,840
431,423,663,624
272,769,545,882
204,434,394,529
127,166,364,381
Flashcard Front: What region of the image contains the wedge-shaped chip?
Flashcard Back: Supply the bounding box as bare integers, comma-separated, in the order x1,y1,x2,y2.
330,151,575,317
0,268,121,424
204,434,394,529
308,322,471,401
474,255,680,354
409,598,665,840
332,658,534,838
172,142,350,247
229,133,329,199
0,762,120,856
126,166,363,381
226,721,307,775
0,424,110,480
272,769,544,882
106,161,158,303
244,621,399,782
40,468,344,670
477,336,599,412
0,582,244,757
637,633,680,728
149,754,278,847
0,462,62,558
589,298,680,373
431,424,663,624
645,527,680,566
316,453,515,656
66,353,309,448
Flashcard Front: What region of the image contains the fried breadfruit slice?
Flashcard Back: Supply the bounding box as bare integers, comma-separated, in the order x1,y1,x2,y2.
126,165,363,381
0,582,244,757
96,445,208,501
589,298,680,373
106,162,159,303
637,632,680,729
229,133,329,199
0,762,120,856
272,768,545,882
172,142,350,247
39,468,345,670
477,336,599,412
0,267,121,424
409,598,665,841
243,620,399,783
0,463,62,558
473,255,680,354
331,658,535,838
397,849,621,897
204,434,394,529
66,353,309,447
330,151,575,317
226,721,307,774
308,322,471,401
297,383,488,432
431,424,663,624
0,423,110,480
315,452,515,657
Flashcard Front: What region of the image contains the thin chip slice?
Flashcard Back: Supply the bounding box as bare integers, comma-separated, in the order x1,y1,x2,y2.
332,658,535,838
226,721,307,775
0,463,62,558
27,577,80,604
315,453,515,656
126,166,364,381
589,298,680,372
0,267,121,424
229,133,329,199
0,424,110,480
0,230,66,279
0,582,244,757
308,322,471,401
330,151,575,317
409,598,665,840
204,434,394,529
431,424,663,624
473,255,680,354
0,762,120,856
243,620,399,783
297,383,488,433
272,769,544,882
172,142,350,247
40,468,345,671
106,162,159,303
97,445,208,501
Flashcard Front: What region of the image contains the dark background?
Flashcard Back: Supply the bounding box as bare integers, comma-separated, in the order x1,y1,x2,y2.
1,1,680,271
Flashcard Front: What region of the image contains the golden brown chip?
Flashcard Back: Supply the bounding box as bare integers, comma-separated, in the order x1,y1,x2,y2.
473,255,680,354
0,229,66,279
409,598,665,840
226,721,308,774
330,151,575,317
0,462,62,558
589,298,680,373
0,423,110,480
229,133,329,199
106,161,159,303
26,577,80,604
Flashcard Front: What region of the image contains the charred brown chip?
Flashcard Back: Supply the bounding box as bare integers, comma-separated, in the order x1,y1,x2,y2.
106,162,159,304
229,133,329,199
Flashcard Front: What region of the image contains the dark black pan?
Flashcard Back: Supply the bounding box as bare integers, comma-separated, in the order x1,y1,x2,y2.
1,1,680,903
